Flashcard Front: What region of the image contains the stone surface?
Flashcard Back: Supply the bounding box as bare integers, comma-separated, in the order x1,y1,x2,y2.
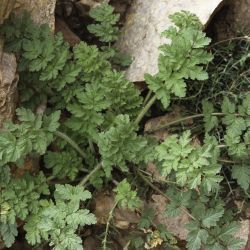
234,220,250,250
116,0,223,82
207,0,250,41
0,52,18,127
0,0,15,25
56,18,81,46
15,0,56,30
149,194,190,240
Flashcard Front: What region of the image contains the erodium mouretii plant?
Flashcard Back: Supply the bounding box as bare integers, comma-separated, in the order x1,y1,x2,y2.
0,4,249,250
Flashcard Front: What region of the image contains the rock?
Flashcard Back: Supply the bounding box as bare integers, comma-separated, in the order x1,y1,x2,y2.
2,0,56,29
56,18,81,46
0,52,18,127
110,0,129,19
149,194,190,240
74,0,101,18
14,0,56,30
146,162,166,183
230,0,250,35
234,220,250,250
0,0,15,25
77,0,101,8
116,0,223,82
83,236,100,250
93,190,140,229
207,0,250,41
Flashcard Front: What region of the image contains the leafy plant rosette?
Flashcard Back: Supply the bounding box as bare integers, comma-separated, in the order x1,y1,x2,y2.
0,4,249,250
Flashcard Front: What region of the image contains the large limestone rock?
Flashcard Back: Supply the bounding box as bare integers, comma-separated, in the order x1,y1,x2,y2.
116,0,223,82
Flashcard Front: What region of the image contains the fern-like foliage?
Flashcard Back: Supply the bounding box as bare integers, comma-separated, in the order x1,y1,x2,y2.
24,184,96,250
87,2,131,66
0,108,60,167
203,93,250,191
222,95,250,158
73,41,111,83
145,11,213,108
44,150,83,180
98,115,148,177
88,3,119,43
0,223,18,248
101,70,142,118
186,202,244,250
66,82,108,141
155,130,222,191
0,172,49,247
165,189,244,250
165,188,192,217
0,172,49,225
114,179,142,210
1,7,247,250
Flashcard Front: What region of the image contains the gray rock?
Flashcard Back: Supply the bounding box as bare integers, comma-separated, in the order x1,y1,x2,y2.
116,0,223,82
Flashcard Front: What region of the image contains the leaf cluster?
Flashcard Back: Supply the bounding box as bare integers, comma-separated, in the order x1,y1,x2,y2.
155,131,222,191
24,184,96,250
88,3,120,43
0,8,247,250
186,202,244,250
0,108,60,167
0,172,49,247
114,179,142,210
98,115,148,177
145,11,213,108
44,149,83,180
203,93,250,191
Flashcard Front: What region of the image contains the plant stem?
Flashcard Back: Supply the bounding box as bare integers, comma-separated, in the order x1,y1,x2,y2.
146,112,225,133
53,131,103,187
102,200,119,250
216,144,227,149
79,162,102,186
143,90,153,106
222,169,234,198
210,36,250,47
218,158,237,164
54,131,87,158
47,176,55,181
89,140,95,154
135,95,157,125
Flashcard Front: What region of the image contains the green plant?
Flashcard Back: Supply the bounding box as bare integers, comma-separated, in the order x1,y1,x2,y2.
88,2,119,43
155,131,222,191
87,2,131,66
24,184,96,250
0,5,248,250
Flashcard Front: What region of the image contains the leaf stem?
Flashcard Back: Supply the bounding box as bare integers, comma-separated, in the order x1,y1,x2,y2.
143,90,153,106
102,200,119,250
218,158,237,164
210,36,250,47
146,112,225,133
53,131,103,187
135,95,157,125
54,131,87,158
79,162,102,186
